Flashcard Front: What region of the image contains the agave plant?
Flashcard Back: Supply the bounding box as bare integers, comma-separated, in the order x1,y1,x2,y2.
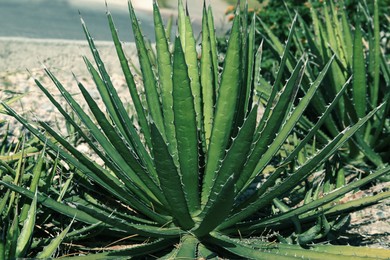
1,0,390,258
258,0,390,169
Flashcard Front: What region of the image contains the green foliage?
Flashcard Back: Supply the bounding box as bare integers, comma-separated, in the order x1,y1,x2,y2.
1,0,390,258
0,133,73,259
255,0,390,42
258,0,390,170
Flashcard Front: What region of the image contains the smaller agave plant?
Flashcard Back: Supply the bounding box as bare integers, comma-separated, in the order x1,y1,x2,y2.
1,0,390,258
258,0,390,170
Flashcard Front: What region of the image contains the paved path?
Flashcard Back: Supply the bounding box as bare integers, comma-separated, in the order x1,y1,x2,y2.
0,0,230,42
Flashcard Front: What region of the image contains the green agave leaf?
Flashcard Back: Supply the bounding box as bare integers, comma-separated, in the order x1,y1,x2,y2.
352,24,366,119
68,238,175,260
0,146,39,162
175,235,199,259
172,36,200,214
1,181,179,238
4,138,25,217
107,10,152,149
329,1,348,66
40,69,163,205
0,190,11,217
370,90,390,148
380,51,390,88
195,106,258,237
58,221,102,242
177,0,186,48
226,126,339,228
298,15,322,65
152,0,177,161
297,215,330,245
76,194,156,225
0,238,4,260
151,123,194,230
202,6,241,205
29,74,111,171
257,15,297,134
194,176,235,237
257,17,285,57
307,244,390,259
77,204,181,238
309,190,390,221
0,181,99,225
223,103,381,229
311,3,346,113
230,165,390,234
284,77,350,166
329,103,385,155
307,0,320,42
239,57,334,195
80,17,128,140
197,243,218,259
207,5,219,98
57,172,74,202
273,198,302,234
270,242,390,260
5,207,19,260
177,0,202,130
353,133,384,167
206,234,294,260
76,68,165,205
83,55,157,182
369,0,380,107
211,234,390,259
19,148,44,222
323,2,338,57
243,13,257,114
200,3,215,149
38,121,169,223
36,79,154,205
36,219,74,259
231,12,256,139
165,13,173,41
2,104,169,224
15,191,37,258
340,3,353,66
128,0,165,136
236,58,305,194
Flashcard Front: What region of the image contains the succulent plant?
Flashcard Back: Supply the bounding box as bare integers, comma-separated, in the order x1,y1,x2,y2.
1,0,389,258
258,0,390,169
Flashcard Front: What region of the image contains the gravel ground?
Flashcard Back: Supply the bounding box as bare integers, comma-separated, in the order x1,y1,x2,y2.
1,38,133,136
1,37,389,250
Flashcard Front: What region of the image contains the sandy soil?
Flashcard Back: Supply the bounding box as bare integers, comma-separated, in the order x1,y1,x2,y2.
0,38,132,135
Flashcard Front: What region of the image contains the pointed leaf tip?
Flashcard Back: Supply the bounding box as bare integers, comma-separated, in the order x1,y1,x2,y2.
105,1,111,14
235,0,241,15
185,1,190,16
